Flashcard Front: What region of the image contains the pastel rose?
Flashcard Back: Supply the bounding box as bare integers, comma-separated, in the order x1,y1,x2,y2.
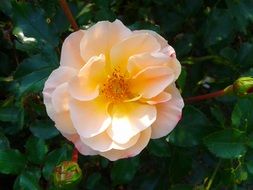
43,20,184,161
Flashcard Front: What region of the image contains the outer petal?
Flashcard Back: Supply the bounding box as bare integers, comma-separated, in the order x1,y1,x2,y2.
60,30,85,69
130,66,175,99
161,47,181,80
107,102,156,144
43,66,77,134
133,30,168,49
69,98,111,138
43,66,77,94
68,54,106,101
51,83,69,113
110,33,161,72
54,111,76,134
80,20,131,62
80,131,140,152
151,84,184,139
100,127,151,161
128,52,170,76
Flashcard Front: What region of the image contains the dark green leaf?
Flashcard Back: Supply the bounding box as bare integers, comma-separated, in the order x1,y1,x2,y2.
0,149,26,174
30,120,59,140
203,129,247,159
14,53,57,96
14,168,41,190
0,133,10,150
12,1,59,48
231,97,253,129
147,139,170,157
0,106,19,122
86,172,102,190
168,106,209,147
111,157,139,185
25,136,48,165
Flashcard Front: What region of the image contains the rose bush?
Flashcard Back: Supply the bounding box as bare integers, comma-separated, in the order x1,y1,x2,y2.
43,20,184,161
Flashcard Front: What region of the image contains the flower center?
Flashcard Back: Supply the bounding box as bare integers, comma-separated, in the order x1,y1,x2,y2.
100,69,130,103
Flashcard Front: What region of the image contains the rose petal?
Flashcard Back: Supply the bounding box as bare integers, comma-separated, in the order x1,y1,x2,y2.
69,98,111,138
127,52,170,76
100,127,151,161
133,30,168,49
145,92,172,105
110,33,161,72
161,47,181,80
43,66,77,94
151,84,184,139
54,111,76,134
51,83,69,113
60,30,85,69
80,20,131,62
107,102,156,144
68,54,106,101
43,66,77,119
80,131,140,152
130,66,175,99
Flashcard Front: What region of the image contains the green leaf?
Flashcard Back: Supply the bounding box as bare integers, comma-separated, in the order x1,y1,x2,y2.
147,139,170,157
210,105,225,126
202,9,234,47
86,173,102,190
174,34,194,58
11,1,59,48
0,106,19,122
0,133,10,150
14,53,57,96
246,160,253,174
0,149,27,174
226,0,253,33
42,147,69,180
168,106,209,147
177,67,187,91
231,97,253,129
203,129,247,159
14,168,41,190
30,120,59,140
236,43,253,68
25,136,48,165
111,157,139,185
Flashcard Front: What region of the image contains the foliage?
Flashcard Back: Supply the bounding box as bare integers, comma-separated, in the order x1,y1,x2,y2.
0,0,253,189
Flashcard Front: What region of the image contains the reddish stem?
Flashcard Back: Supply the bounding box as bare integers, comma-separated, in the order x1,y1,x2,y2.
72,147,79,162
184,89,226,104
59,0,79,31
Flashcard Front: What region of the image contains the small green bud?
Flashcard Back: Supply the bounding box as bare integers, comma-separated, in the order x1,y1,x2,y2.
53,161,82,189
233,77,253,96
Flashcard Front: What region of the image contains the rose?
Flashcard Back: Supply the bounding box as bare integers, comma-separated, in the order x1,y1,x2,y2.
43,20,184,161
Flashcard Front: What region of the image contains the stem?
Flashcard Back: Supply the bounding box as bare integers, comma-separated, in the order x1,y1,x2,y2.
184,85,233,104
206,159,222,190
72,147,79,162
59,0,79,31
184,89,225,103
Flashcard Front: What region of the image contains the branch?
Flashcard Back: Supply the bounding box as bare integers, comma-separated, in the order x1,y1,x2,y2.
59,0,79,31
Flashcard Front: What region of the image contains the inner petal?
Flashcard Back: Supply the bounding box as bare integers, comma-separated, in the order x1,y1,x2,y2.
68,54,106,101
69,98,111,138
107,102,156,144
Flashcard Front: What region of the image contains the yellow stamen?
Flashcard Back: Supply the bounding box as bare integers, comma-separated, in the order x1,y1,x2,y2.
100,69,131,103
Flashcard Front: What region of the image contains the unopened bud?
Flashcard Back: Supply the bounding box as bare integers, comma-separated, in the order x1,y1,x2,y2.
233,77,253,96
53,161,82,189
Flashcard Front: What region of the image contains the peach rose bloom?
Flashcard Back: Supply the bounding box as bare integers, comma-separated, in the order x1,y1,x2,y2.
43,20,184,161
